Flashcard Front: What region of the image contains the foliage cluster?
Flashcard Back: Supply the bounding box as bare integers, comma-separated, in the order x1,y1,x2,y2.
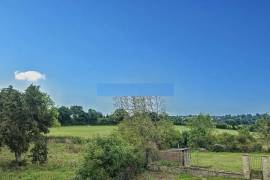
0,85,55,165
58,106,128,126
170,113,267,130
178,114,269,153
75,113,180,179
75,135,144,180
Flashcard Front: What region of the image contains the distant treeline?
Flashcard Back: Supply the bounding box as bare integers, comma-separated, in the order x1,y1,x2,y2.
57,106,128,126
57,106,165,126
57,105,267,130
170,114,266,130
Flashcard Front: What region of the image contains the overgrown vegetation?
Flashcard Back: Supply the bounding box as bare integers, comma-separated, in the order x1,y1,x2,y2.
58,106,129,126
0,85,56,165
75,113,180,179
75,135,144,180
256,114,270,144
170,113,267,131
1,84,270,179
178,114,269,153
188,114,215,149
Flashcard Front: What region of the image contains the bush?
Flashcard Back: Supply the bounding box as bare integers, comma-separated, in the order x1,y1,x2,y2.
155,119,180,149
188,114,215,149
75,135,144,180
118,114,157,149
178,131,190,148
118,114,160,166
211,144,226,152
214,132,263,153
216,123,229,129
31,136,48,165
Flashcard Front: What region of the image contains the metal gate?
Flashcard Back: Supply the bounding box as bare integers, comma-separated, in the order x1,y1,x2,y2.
250,155,263,179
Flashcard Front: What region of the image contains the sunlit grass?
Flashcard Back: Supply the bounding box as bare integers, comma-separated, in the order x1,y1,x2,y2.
48,125,238,138
0,143,85,180
48,125,117,138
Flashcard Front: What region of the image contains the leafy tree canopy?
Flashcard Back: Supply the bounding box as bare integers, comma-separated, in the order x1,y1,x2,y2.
0,85,54,164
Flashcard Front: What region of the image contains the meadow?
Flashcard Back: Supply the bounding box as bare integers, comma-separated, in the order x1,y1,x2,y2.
0,142,243,180
0,125,260,179
48,125,238,138
1,141,267,179
48,125,117,138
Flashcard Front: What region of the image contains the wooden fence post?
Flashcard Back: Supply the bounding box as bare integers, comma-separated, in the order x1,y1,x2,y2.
262,156,269,180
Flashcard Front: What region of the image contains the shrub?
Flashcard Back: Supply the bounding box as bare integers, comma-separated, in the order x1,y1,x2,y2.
211,144,226,152
118,114,159,166
155,119,180,149
214,132,263,153
118,114,157,149
188,114,215,149
119,114,180,150
75,135,144,180
216,123,229,129
178,131,190,148
31,136,48,165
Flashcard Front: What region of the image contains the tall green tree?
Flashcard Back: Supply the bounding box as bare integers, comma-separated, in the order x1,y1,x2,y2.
70,105,88,125
188,114,215,148
0,86,27,163
58,106,72,125
51,107,61,127
0,85,54,164
111,109,129,124
23,85,54,133
88,108,103,124
256,114,270,144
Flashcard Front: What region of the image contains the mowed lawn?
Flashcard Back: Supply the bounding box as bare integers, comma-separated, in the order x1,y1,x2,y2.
48,125,238,138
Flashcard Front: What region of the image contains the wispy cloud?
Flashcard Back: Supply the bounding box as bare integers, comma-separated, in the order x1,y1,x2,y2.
14,71,46,82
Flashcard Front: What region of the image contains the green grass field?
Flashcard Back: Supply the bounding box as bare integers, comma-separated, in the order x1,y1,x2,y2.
0,143,84,180
0,126,256,179
48,125,117,138
138,172,243,180
48,125,238,138
0,142,254,180
2,142,260,179
191,151,266,173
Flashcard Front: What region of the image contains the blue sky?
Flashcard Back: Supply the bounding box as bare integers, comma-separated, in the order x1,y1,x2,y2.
1,0,270,115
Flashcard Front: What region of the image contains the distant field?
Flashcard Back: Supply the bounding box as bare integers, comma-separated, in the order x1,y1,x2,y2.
49,125,117,138
174,126,238,135
48,125,238,138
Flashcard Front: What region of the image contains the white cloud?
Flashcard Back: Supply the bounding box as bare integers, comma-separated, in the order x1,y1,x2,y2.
14,71,46,82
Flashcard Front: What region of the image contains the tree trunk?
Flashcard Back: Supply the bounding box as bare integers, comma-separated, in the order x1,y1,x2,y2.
15,152,22,164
